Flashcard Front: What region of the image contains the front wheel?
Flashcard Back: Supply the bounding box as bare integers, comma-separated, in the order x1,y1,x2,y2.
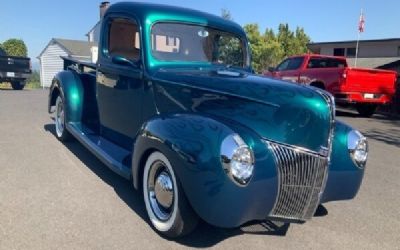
11,81,25,90
143,151,198,238
356,104,377,117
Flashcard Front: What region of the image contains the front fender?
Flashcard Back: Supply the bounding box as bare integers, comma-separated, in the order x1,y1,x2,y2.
321,120,366,203
132,113,278,228
48,70,84,123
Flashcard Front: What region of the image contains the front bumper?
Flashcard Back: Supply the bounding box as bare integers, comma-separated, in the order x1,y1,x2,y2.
0,71,31,82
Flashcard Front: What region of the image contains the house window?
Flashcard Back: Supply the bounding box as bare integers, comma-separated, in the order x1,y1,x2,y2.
398,46,400,56
333,48,345,56
152,35,181,53
346,48,356,57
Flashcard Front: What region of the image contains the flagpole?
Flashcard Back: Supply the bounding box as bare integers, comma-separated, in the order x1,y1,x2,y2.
355,8,364,67
355,31,360,67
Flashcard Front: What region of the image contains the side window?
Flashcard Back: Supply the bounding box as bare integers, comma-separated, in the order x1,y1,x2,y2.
276,59,290,71
307,58,322,68
277,57,304,71
286,57,304,70
327,58,346,68
108,18,140,61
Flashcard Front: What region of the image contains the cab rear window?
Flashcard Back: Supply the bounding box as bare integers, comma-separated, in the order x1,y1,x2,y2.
307,58,346,69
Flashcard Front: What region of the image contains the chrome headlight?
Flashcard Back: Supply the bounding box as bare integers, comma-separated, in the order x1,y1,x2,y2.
347,130,368,168
220,134,255,185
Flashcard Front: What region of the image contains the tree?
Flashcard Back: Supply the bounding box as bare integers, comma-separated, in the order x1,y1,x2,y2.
220,11,311,73
221,9,233,21
244,24,284,73
0,39,28,57
244,23,310,72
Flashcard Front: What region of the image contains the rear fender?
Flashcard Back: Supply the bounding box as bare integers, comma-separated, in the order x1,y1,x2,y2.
48,70,84,123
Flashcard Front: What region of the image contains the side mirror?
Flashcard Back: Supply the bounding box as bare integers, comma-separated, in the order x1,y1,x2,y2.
112,55,138,68
268,66,275,72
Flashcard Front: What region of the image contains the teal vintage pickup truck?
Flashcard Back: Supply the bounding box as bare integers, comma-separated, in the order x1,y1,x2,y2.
48,2,368,238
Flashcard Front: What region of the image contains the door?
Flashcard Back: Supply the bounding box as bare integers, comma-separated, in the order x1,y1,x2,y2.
96,17,144,150
274,57,304,83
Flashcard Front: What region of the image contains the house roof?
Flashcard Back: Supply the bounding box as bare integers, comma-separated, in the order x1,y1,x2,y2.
346,57,400,69
38,38,96,59
308,38,400,47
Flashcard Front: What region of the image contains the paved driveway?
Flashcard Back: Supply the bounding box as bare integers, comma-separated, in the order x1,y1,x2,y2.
0,89,399,249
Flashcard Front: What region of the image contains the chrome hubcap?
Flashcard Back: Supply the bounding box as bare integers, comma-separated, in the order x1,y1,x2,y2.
148,161,174,221
55,98,65,137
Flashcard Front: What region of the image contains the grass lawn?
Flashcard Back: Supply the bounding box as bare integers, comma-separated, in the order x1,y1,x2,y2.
0,82,41,90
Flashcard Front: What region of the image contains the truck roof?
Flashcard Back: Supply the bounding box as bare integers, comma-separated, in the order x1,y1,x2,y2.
288,54,347,60
107,2,246,37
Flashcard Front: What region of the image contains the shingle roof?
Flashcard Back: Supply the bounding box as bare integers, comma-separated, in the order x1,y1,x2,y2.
346,57,400,69
53,38,96,57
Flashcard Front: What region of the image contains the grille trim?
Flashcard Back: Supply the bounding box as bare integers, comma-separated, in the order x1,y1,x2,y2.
265,140,329,221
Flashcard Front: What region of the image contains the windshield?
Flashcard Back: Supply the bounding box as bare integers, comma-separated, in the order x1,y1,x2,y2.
151,23,249,68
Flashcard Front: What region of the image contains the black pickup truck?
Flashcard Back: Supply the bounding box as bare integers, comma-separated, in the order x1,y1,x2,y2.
0,47,31,90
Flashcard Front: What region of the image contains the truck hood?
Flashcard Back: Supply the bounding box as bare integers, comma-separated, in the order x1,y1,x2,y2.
151,68,333,153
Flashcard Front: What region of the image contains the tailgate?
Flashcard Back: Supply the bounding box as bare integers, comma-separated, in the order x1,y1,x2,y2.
344,68,397,95
0,56,31,73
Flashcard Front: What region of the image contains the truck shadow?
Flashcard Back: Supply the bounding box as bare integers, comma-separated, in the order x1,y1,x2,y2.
336,108,400,147
363,128,400,147
335,109,360,118
44,123,295,247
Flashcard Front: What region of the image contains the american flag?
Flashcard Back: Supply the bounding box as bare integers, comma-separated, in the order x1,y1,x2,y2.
358,10,365,33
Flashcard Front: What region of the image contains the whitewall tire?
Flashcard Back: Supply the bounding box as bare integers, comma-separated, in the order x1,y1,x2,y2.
143,151,198,238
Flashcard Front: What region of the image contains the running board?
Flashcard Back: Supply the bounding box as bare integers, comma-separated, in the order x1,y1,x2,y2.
66,122,132,179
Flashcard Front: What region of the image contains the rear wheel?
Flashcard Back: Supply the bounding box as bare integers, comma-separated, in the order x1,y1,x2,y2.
356,104,377,117
55,95,71,141
143,151,198,238
11,81,24,90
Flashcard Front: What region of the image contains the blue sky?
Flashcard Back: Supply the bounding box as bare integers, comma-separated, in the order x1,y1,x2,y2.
1,0,399,66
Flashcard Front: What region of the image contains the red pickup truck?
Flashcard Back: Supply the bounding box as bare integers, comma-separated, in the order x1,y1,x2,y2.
265,54,398,117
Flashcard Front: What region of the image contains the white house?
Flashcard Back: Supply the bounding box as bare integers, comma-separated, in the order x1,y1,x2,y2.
86,2,110,44
86,21,102,44
38,2,109,88
37,38,95,87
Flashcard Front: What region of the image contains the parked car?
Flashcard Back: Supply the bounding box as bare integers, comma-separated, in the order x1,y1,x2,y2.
265,54,398,117
48,2,367,238
0,47,31,90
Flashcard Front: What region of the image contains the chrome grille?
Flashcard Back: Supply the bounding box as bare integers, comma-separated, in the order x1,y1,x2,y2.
266,141,329,221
